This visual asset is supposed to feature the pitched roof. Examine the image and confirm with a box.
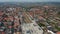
[56,31,60,34]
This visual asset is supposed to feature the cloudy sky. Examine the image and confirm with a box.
[0,0,60,2]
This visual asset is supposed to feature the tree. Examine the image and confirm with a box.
[58,11,60,15]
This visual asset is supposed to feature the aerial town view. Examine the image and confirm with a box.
[0,0,60,34]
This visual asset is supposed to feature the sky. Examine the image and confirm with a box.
[0,0,60,2]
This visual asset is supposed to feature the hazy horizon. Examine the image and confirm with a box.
[0,0,60,2]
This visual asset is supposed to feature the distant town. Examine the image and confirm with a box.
[0,2,60,34]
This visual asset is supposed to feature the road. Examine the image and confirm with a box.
[21,11,43,34]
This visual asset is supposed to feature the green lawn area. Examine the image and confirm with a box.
[55,25,60,31]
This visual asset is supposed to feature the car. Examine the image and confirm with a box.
[0,26,6,31]
[0,22,4,26]
[26,30,31,34]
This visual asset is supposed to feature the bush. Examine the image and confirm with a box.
[38,23,45,27]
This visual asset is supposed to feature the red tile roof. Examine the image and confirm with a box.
[29,12,34,17]
[56,31,60,34]
[38,16,44,20]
